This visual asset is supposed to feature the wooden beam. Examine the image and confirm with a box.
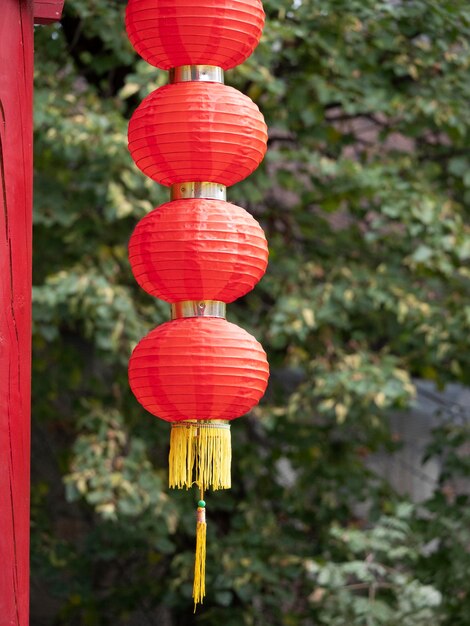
[0,1,34,624]
[34,0,64,24]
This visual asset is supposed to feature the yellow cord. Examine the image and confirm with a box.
[193,487,207,610]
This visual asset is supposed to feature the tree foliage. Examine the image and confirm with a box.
[32,1,470,624]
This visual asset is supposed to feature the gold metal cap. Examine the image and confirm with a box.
[171,301,226,320]
[171,420,230,428]
[171,182,227,201]
[169,65,224,84]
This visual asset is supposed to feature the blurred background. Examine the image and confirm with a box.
[32,1,470,624]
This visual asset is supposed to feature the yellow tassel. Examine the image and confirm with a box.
[169,420,231,491]
[193,504,207,610]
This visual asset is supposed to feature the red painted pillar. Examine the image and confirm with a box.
[0,1,63,623]
[0,2,34,624]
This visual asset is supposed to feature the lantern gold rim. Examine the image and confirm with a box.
[171,420,230,429]
[170,182,227,201]
[169,65,224,84]
[171,300,226,320]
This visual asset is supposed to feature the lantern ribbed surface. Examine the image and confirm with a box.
[128,317,269,422]
[128,198,268,303]
[128,82,267,186]
[126,0,265,70]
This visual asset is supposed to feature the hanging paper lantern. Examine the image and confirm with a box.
[128,82,267,186]
[125,0,265,70]
[128,198,268,302]
[129,317,269,422]
[129,316,269,494]
[124,0,269,609]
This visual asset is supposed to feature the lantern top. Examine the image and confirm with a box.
[126,0,265,70]
[34,0,65,25]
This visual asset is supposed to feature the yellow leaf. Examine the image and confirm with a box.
[335,404,347,423]
[302,308,315,328]
[374,391,386,408]
[119,82,141,99]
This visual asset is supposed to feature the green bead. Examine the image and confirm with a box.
[198,500,206,508]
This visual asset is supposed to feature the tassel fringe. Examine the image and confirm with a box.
[193,505,207,610]
[170,422,230,610]
[169,420,231,491]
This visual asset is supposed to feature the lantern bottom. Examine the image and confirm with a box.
[169,420,231,491]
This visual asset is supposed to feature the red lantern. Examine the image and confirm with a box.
[125,0,265,70]
[124,0,270,607]
[128,198,268,303]
[128,317,269,421]
[128,82,267,186]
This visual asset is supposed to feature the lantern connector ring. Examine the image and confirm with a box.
[171,182,226,201]
[169,65,224,84]
[171,301,226,320]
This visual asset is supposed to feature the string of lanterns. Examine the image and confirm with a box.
[125,0,269,608]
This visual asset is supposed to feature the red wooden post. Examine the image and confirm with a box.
[34,0,65,25]
[0,1,63,624]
